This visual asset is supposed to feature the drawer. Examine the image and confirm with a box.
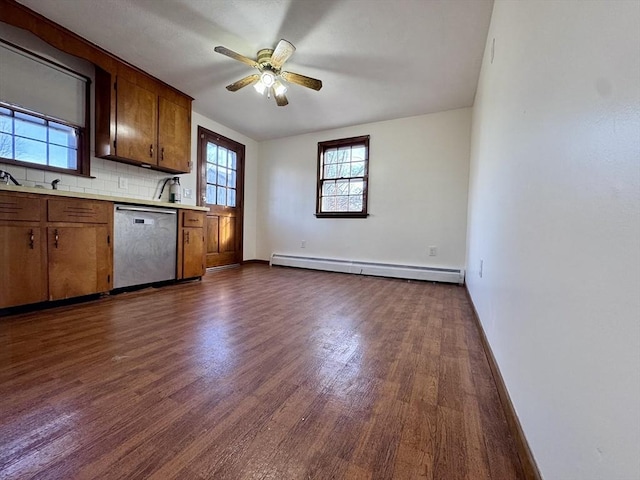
[0,193,42,221]
[183,210,204,228]
[48,198,111,223]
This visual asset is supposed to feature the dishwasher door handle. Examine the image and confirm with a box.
[115,206,177,215]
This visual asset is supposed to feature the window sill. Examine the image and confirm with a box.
[315,212,369,219]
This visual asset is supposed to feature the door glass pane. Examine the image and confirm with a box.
[228,189,236,207]
[207,143,217,163]
[206,185,216,204]
[207,164,217,184]
[228,151,237,169]
[217,167,227,187]
[217,147,228,165]
[228,169,236,188]
[217,186,226,205]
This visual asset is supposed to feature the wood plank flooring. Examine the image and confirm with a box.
[0,265,525,479]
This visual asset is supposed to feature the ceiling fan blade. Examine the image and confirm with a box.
[270,39,296,69]
[280,71,322,91]
[275,91,289,107]
[226,74,260,92]
[214,46,259,68]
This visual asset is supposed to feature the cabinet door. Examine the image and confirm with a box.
[182,227,205,279]
[116,76,158,165]
[0,225,47,308]
[158,96,191,173]
[48,226,111,300]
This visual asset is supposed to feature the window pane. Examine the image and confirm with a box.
[49,123,77,148]
[207,164,217,184]
[0,111,12,134]
[324,164,337,179]
[14,138,46,164]
[207,143,217,163]
[349,180,364,195]
[206,185,216,204]
[352,145,366,161]
[228,169,236,188]
[350,162,365,177]
[337,196,349,211]
[49,145,77,169]
[337,146,350,163]
[321,196,336,212]
[325,148,337,164]
[336,179,349,195]
[217,186,226,205]
[217,167,227,187]
[349,195,363,212]
[228,151,237,170]
[227,189,236,207]
[322,181,336,196]
[336,163,350,178]
[15,114,47,142]
[0,133,14,158]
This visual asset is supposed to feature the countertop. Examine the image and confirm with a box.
[0,184,209,211]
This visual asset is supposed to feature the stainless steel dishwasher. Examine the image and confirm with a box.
[113,204,178,289]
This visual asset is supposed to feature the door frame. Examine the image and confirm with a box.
[196,126,245,265]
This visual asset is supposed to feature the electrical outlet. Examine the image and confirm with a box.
[428,246,437,256]
[479,259,484,278]
[118,177,128,189]
[183,188,192,199]
[301,240,306,248]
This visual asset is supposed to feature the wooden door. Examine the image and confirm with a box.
[48,225,111,300]
[0,225,47,308]
[157,96,191,173]
[116,76,157,164]
[197,127,244,268]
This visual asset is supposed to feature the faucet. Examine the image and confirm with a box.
[51,179,61,190]
[0,170,21,186]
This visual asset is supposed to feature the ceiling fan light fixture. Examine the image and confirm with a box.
[254,82,267,94]
[274,81,287,96]
[260,71,276,88]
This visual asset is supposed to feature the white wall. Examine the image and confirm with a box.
[257,108,471,267]
[189,111,258,260]
[466,1,640,479]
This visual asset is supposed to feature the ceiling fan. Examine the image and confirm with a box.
[214,39,322,107]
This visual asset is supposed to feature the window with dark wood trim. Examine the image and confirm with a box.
[0,39,91,177]
[316,135,370,218]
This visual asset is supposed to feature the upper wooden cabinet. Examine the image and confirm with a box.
[96,68,192,174]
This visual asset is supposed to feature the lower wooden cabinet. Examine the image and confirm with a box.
[0,224,47,308]
[0,192,113,309]
[47,225,112,300]
[178,210,206,279]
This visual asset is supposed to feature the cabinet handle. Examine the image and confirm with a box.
[149,144,154,158]
[187,218,199,222]
[161,147,164,161]
[29,229,35,249]
[185,231,190,244]
[54,229,59,248]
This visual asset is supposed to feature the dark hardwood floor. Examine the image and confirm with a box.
[0,265,524,479]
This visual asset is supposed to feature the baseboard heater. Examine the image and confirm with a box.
[270,254,465,285]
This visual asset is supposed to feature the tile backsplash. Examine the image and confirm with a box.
[0,156,178,202]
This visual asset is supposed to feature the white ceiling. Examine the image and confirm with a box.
[16,0,494,141]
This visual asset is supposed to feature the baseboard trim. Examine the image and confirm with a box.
[465,287,542,480]
[242,259,270,265]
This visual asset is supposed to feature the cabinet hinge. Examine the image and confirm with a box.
[113,140,117,150]
[107,274,111,283]
[107,234,111,245]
